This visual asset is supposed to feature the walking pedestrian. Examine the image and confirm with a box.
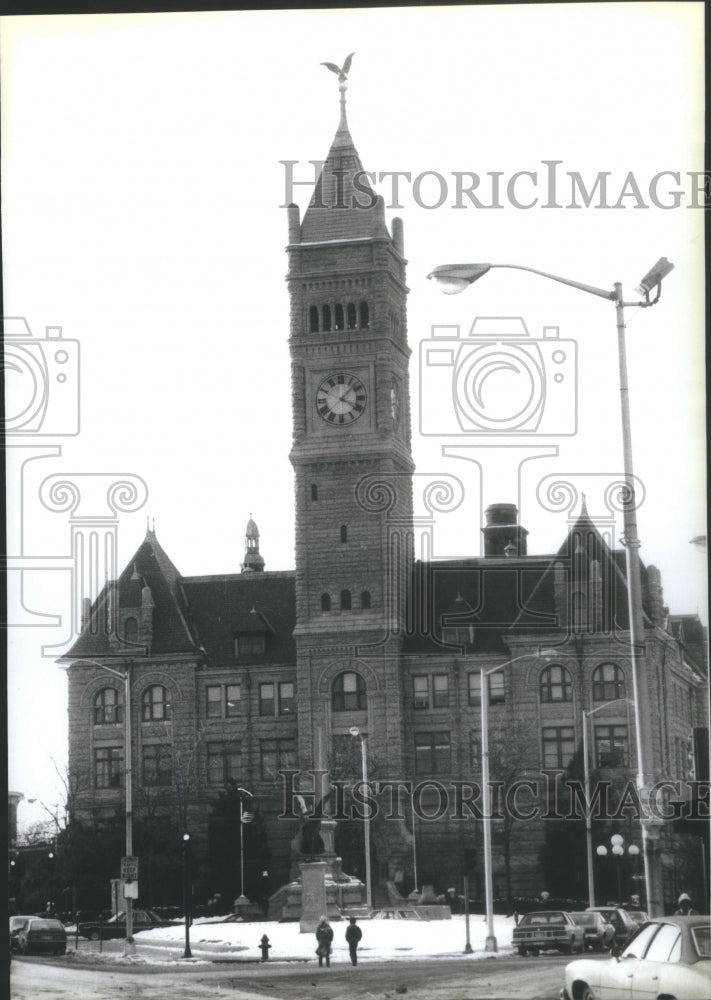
[315,915,333,967]
[345,916,362,966]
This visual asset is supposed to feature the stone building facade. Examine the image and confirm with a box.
[63,86,708,915]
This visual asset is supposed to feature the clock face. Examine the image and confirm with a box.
[316,373,367,425]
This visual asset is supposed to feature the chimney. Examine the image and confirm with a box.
[482,503,529,557]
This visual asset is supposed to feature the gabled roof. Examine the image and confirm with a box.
[403,555,554,654]
[181,573,296,666]
[401,509,673,653]
[62,528,200,660]
[509,508,635,633]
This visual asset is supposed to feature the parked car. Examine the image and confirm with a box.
[13,917,67,956]
[586,905,640,946]
[9,916,38,953]
[513,910,585,956]
[627,909,650,926]
[561,915,711,1000]
[77,908,174,940]
[570,911,616,952]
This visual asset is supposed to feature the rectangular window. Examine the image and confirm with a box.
[259,682,275,716]
[206,685,222,719]
[542,726,576,769]
[260,739,296,780]
[415,731,451,774]
[226,684,241,717]
[433,675,449,708]
[235,635,266,658]
[206,683,241,718]
[278,681,295,716]
[468,672,481,706]
[413,676,429,710]
[489,673,505,704]
[95,746,123,789]
[142,744,173,787]
[468,671,504,706]
[594,725,629,768]
[207,741,242,786]
[469,731,480,771]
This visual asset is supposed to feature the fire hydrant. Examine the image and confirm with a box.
[259,934,271,962]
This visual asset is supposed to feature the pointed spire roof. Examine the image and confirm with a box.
[241,513,265,573]
[300,62,389,244]
[61,528,201,660]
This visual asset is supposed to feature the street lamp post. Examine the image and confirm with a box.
[429,257,673,918]
[72,660,135,956]
[349,727,372,910]
[235,787,254,903]
[481,649,557,952]
[597,834,640,903]
[582,699,634,908]
[47,847,56,914]
[181,833,192,958]
[411,792,418,896]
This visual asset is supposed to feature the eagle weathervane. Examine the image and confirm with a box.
[322,53,355,124]
[321,52,355,84]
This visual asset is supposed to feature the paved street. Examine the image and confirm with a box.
[10,952,573,1000]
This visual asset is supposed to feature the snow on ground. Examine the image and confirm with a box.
[123,914,516,964]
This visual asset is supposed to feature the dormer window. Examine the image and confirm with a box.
[235,634,266,658]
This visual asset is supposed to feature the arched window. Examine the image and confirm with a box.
[592,663,626,702]
[124,616,138,644]
[142,684,171,722]
[322,305,332,331]
[334,304,344,331]
[347,303,357,329]
[340,525,348,543]
[309,306,319,333]
[94,686,124,725]
[311,484,318,501]
[539,664,572,703]
[359,301,369,328]
[321,593,331,612]
[332,671,367,712]
[340,589,352,611]
[361,590,371,610]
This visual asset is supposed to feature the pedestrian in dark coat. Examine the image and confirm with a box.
[345,916,362,966]
[315,916,334,967]
[674,892,698,916]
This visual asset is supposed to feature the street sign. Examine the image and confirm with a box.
[121,856,139,882]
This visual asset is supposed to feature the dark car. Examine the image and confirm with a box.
[14,917,67,956]
[512,910,585,956]
[570,910,616,951]
[77,908,174,940]
[586,905,640,946]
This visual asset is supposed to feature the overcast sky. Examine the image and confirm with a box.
[3,3,706,834]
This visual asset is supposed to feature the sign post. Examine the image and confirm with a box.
[121,857,139,900]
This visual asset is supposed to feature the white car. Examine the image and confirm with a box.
[561,915,710,1000]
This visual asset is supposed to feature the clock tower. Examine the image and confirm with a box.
[287,72,414,789]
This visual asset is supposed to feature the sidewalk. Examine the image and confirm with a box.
[67,914,516,967]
